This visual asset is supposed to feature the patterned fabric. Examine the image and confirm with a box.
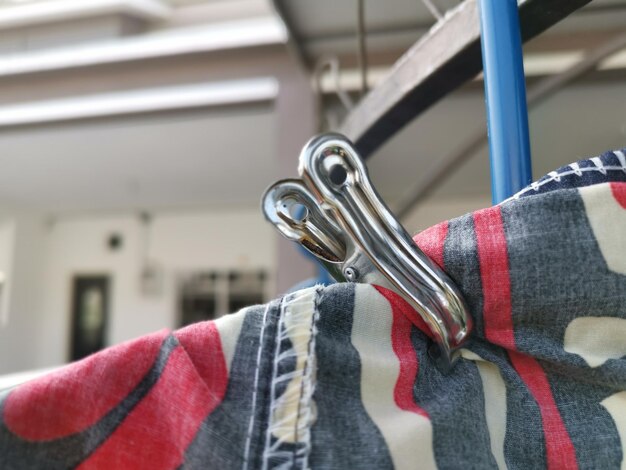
[514,148,626,198]
[2,158,626,469]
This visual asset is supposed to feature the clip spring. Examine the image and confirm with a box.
[262,134,472,367]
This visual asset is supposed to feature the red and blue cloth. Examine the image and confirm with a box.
[2,150,626,469]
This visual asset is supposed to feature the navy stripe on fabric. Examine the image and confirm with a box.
[517,149,626,199]
[309,283,394,469]
[443,212,485,340]
[502,188,626,468]
[410,327,498,469]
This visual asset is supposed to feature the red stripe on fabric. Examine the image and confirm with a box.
[3,330,168,441]
[474,206,578,470]
[473,207,516,349]
[374,285,433,339]
[509,352,578,469]
[79,329,228,469]
[610,182,626,209]
[175,321,228,386]
[375,286,429,418]
[413,221,448,269]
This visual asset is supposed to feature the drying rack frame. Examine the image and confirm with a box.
[338,0,590,159]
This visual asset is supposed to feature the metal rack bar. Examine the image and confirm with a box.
[340,0,591,159]
[478,0,532,203]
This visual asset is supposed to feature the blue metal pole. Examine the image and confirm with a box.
[478,0,533,204]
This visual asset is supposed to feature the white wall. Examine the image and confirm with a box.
[0,219,15,373]
[0,208,275,374]
[0,214,48,374]
[0,219,14,327]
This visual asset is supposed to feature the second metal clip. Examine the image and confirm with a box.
[262,133,472,367]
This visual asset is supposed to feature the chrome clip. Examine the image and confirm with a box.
[262,133,472,367]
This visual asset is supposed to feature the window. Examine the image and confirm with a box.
[178,270,267,327]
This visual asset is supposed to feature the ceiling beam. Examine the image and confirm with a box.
[0,0,170,29]
[0,78,278,127]
[0,17,287,77]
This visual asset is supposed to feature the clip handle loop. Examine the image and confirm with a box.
[262,178,346,264]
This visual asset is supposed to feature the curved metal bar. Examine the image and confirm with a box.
[340,0,591,158]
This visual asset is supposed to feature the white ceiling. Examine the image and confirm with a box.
[0,104,277,214]
[279,0,626,62]
[0,0,623,217]
[0,0,283,215]
[0,77,622,217]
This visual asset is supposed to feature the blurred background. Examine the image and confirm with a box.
[0,0,624,375]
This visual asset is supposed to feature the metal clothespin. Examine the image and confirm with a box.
[262,133,472,368]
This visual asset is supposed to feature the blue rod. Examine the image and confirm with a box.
[478,0,532,204]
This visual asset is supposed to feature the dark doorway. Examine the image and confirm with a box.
[70,275,110,361]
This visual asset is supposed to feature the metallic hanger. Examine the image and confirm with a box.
[262,133,472,368]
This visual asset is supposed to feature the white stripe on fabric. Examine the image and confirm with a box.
[601,392,626,470]
[615,150,626,171]
[591,156,608,174]
[351,284,436,470]
[564,317,626,368]
[461,350,508,470]
[214,308,246,373]
[569,162,583,176]
[580,183,626,274]
[548,171,561,182]
[264,286,320,470]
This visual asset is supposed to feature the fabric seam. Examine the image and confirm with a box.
[242,301,274,470]
[295,285,322,469]
[262,287,321,470]
[512,151,626,200]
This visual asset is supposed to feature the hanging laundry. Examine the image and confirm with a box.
[1,150,626,469]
